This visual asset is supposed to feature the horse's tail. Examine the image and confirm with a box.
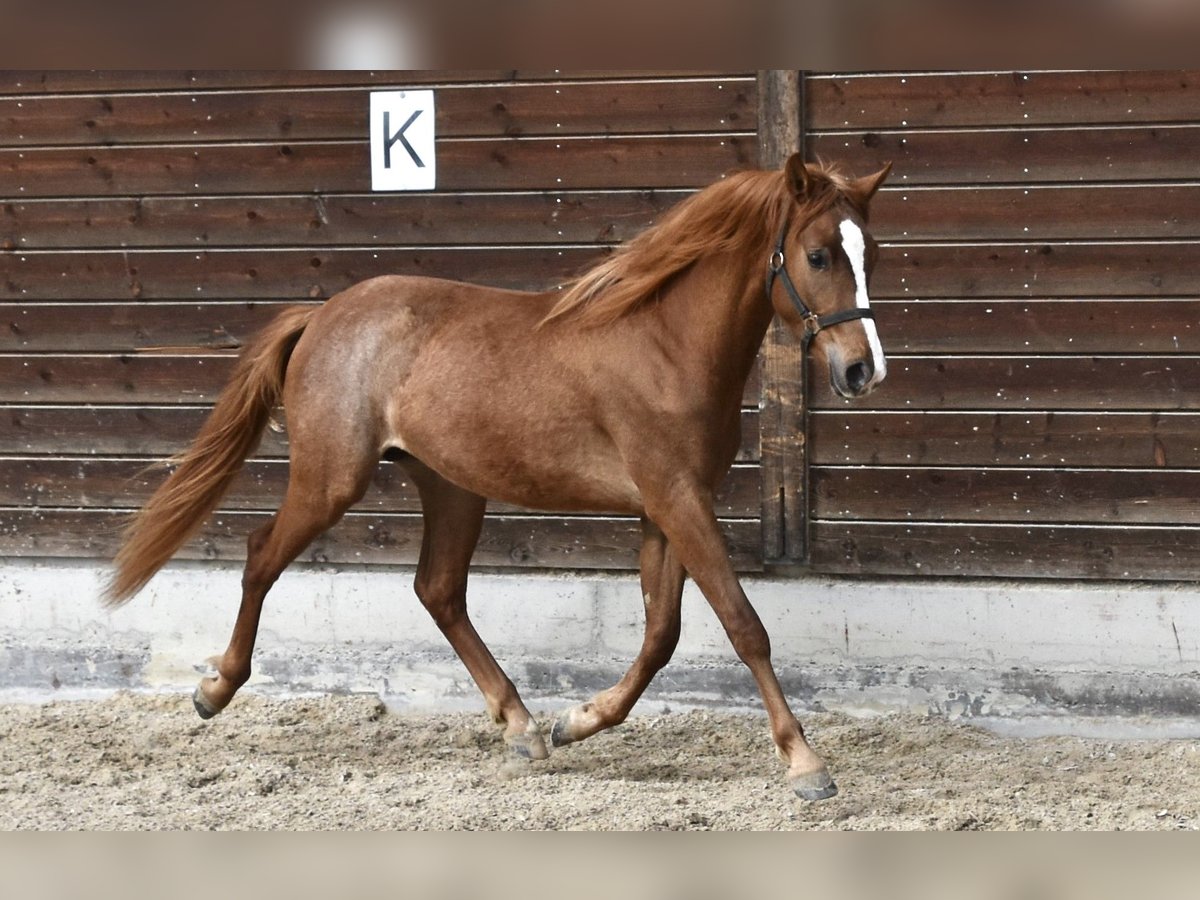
[103,306,316,607]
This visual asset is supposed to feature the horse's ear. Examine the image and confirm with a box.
[784,152,813,199]
[850,162,893,206]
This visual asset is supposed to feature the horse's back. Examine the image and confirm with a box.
[310,274,548,329]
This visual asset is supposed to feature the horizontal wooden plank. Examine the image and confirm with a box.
[0,404,759,460]
[875,299,1200,354]
[0,354,235,403]
[871,184,1200,242]
[0,79,755,145]
[0,302,287,352]
[810,521,1200,581]
[0,247,601,300]
[0,72,468,95]
[0,72,733,95]
[9,239,1198,302]
[0,402,761,462]
[1,190,688,250]
[0,403,761,463]
[811,125,1200,186]
[810,411,1200,468]
[442,78,746,138]
[6,185,1197,253]
[0,404,291,456]
[0,136,755,198]
[0,71,464,94]
[811,357,1200,412]
[5,300,1089,358]
[814,466,1200,525]
[0,507,764,572]
[0,352,761,409]
[0,456,762,518]
[807,71,1200,130]
[872,242,1200,299]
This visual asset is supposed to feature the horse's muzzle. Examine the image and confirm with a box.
[831,357,885,399]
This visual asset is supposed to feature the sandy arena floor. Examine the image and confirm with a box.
[2,691,1198,830]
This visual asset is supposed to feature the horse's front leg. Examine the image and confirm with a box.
[552,517,684,746]
[643,483,837,801]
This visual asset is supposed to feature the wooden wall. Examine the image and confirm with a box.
[2,70,1197,583]
[803,70,1200,580]
[0,71,763,570]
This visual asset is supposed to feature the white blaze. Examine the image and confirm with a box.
[838,218,887,382]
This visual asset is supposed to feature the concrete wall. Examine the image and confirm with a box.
[4,559,1200,735]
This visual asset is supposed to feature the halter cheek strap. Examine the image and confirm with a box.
[765,219,875,344]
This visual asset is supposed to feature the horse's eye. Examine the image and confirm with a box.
[807,249,830,271]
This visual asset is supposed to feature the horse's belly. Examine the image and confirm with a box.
[439,452,643,514]
[395,421,643,515]
[489,469,643,514]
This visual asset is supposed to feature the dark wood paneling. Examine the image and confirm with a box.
[0,354,762,407]
[0,79,754,145]
[0,136,755,198]
[814,466,1200,525]
[11,241,1197,304]
[811,125,1200,186]
[0,69,767,576]
[2,190,688,250]
[0,404,289,456]
[0,507,765,572]
[0,302,289,351]
[875,299,1200,354]
[0,72,733,95]
[808,71,1200,129]
[1,247,601,300]
[870,184,1200,242]
[0,456,762,518]
[0,71,467,94]
[13,68,1197,582]
[0,354,236,403]
[872,242,1200,298]
[810,411,1200,468]
[811,521,1200,581]
[22,335,1187,418]
[0,405,762,462]
[810,357,1200,412]
[802,70,1200,582]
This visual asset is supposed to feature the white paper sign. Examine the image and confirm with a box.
[370,89,436,191]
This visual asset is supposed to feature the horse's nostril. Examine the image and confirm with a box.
[846,361,873,393]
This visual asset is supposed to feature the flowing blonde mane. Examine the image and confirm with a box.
[540,161,859,328]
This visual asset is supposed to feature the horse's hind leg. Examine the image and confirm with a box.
[193,451,373,718]
[551,518,684,746]
[405,459,548,761]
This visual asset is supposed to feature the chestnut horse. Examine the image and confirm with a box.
[105,154,890,801]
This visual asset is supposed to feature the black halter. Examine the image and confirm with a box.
[765,217,875,345]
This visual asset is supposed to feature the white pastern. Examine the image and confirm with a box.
[837,219,887,383]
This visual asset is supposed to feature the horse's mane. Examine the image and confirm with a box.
[540,160,859,328]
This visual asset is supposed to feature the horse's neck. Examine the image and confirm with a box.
[654,251,775,399]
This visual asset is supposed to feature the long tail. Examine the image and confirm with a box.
[104,306,316,607]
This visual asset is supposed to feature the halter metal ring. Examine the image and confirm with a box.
[768,249,785,272]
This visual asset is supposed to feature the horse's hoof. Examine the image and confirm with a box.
[550,713,577,748]
[506,725,549,761]
[790,768,838,801]
[192,686,220,720]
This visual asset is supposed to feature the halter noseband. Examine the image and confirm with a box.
[765,217,875,344]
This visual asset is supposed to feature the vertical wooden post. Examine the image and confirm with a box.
[757,70,808,565]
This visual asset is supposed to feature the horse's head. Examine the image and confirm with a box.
[768,155,892,399]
